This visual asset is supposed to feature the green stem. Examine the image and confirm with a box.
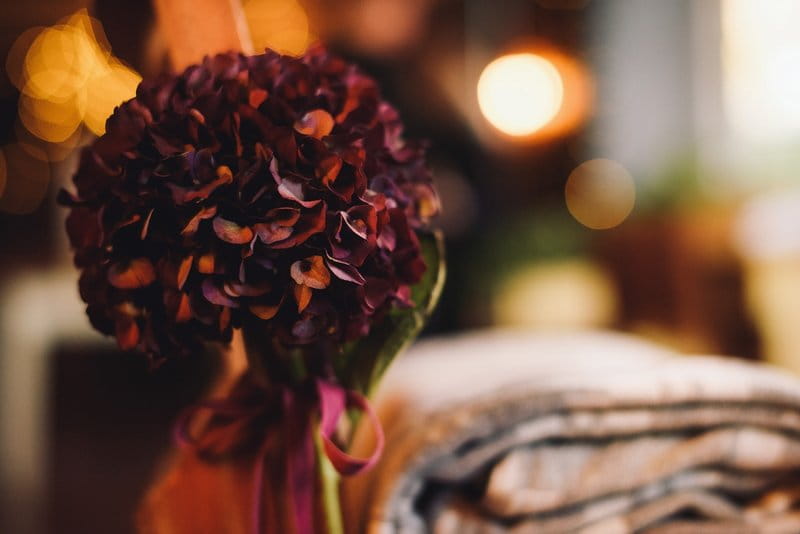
[315,429,344,534]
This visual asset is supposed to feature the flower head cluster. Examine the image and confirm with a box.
[61,46,438,361]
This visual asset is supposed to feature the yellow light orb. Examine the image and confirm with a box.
[477,53,564,136]
[84,59,142,136]
[5,26,45,92]
[14,119,84,162]
[565,158,636,230]
[18,91,85,143]
[21,24,102,103]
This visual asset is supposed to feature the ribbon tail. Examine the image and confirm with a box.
[251,439,269,534]
[284,389,316,534]
[316,379,385,476]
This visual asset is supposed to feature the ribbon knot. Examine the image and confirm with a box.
[174,378,385,534]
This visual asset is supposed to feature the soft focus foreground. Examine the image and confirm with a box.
[3,1,800,533]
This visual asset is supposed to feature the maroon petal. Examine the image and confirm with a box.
[277,179,321,208]
[202,278,240,307]
[377,223,396,251]
[361,189,387,211]
[66,207,103,251]
[268,206,301,225]
[167,165,233,204]
[291,314,317,341]
[223,280,271,297]
[326,255,365,285]
[115,316,140,350]
[316,154,342,186]
[255,222,293,244]
[362,277,392,311]
[270,201,326,249]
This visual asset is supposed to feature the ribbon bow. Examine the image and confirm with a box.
[174,378,385,534]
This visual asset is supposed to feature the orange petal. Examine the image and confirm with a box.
[316,155,342,186]
[189,108,206,125]
[213,217,254,244]
[216,165,233,182]
[290,255,331,289]
[294,109,334,139]
[177,256,193,290]
[116,317,140,350]
[219,307,231,331]
[182,205,217,235]
[176,293,192,322]
[250,303,279,320]
[293,283,313,312]
[108,258,157,289]
[249,88,268,108]
[197,253,216,274]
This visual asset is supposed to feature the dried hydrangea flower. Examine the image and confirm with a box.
[60,45,439,367]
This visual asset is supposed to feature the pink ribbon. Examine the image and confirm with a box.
[174,378,385,534]
[316,379,385,476]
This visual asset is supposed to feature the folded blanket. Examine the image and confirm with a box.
[342,331,800,533]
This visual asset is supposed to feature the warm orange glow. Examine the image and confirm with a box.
[18,92,85,143]
[565,159,636,230]
[84,59,143,135]
[14,120,83,163]
[2,9,140,212]
[350,0,426,56]
[20,23,105,103]
[243,0,312,56]
[477,53,564,136]
[5,26,44,93]
[8,9,141,145]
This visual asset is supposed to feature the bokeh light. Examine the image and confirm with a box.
[349,0,427,56]
[477,53,564,136]
[14,120,84,163]
[493,260,618,329]
[6,10,141,142]
[243,0,312,56]
[20,23,105,103]
[2,10,141,213]
[18,92,86,143]
[565,158,636,230]
[83,59,143,136]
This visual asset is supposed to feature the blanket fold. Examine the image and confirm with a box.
[343,331,800,533]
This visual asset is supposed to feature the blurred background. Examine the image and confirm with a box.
[2,0,800,532]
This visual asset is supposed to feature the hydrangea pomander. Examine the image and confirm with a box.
[60,45,439,364]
